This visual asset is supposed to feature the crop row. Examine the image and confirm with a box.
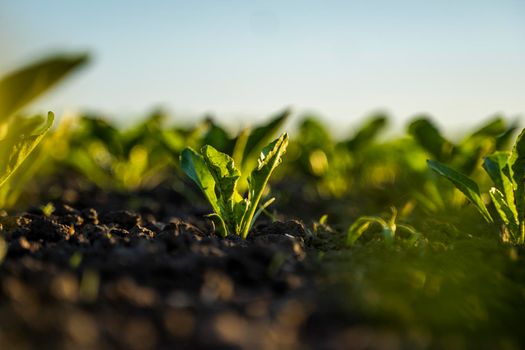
[0,54,522,249]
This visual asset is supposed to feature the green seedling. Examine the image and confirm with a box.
[312,214,330,235]
[346,207,421,246]
[181,133,288,238]
[428,128,525,244]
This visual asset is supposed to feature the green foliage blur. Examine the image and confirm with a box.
[3,51,525,346]
[0,53,87,262]
[0,53,87,209]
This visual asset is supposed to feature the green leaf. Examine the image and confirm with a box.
[161,129,186,154]
[483,152,516,217]
[345,114,388,151]
[346,217,386,246]
[75,116,124,157]
[465,117,506,140]
[397,224,423,246]
[495,120,519,150]
[0,54,88,120]
[232,127,250,169]
[454,137,494,176]
[202,145,241,234]
[0,112,54,187]
[408,117,454,162]
[427,159,493,223]
[202,119,234,154]
[454,118,516,176]
[250,197,275,231]
[241,108,290,162]
[180,147,220,214]
[232,110,290,191]
[0,116,70,208]
[121,112,164,154]
[508,128,525,224]
[202,145,241,204]
[67,147,115,189]
[298,117,333,150]
[346,218,372,246]
[489,187,519,240]
[241,133,289,238]
[207,213,228,238]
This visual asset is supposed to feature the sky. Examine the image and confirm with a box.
[1,0,524,131]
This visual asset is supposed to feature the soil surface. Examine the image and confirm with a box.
[2,181,521,350]
[0,183,352,350]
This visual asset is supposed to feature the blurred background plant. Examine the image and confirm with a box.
[0,53,87,210]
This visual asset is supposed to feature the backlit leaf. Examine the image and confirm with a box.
[0,112,54,187]
[508,129,525,223]
[409,117,454,162]
[180,147,220,214]
[0,54,88,120]
[427,159,493,223]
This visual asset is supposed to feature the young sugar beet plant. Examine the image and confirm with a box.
[180,133,288,239]
[428,128,525,244]
[346,207,423,247]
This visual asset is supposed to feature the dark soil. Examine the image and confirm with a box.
[0,183,353,350]
[2,182,522,349]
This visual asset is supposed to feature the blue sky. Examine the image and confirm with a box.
[1,0,524,131]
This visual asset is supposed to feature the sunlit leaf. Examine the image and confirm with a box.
[427,159,493,223]
[408,117,454,162]
[0,112,54,187]
[508,129,525,224]
[202,145,241,206]
[465,117,507,140]
[202,119,234,154]
[0,54,88,120]
[489,187,519,240]
[345,114,388,151]
[242,133,288,238]
[180,147,220,214]
[241,108,290,162]
[483,152,516,217]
